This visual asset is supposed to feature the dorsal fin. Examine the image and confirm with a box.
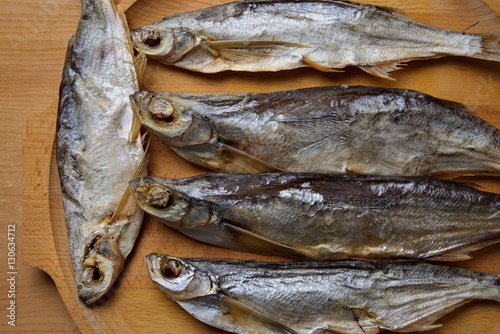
[376,5,405,15]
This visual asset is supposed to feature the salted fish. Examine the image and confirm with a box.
[130,86,500,177]
[131,0,500,79]
[130,173,500,261]
[56,0,147,304]
[147,254,500,334]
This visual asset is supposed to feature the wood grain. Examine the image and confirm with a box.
[15,0,500,333]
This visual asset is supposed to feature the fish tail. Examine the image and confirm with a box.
[471,33,500,62]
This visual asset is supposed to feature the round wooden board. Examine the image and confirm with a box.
[23,0,500,333]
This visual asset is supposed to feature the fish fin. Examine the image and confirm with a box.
[322,328,372,334]
[358,62,406,80]
[393,324,443,332]
[435,98,474,111]
[205,40,308,61]
[109,149,149,224]
[392,301,473,332]
[224,222,309,260]
[117,4,148,84]
[218,48,279,62]
[302,57,345,72]
[426,252,472,262]
[427,238,500,261]
[133,49,148,85]
[472,33,500,62]
[347,308,380,334]
[221,295,298,334]
[119,0,146,144]
[129,113,142,142]
[108,185,138,226]
[380,299,477,333]
[430,169,500,178]
[376,5,406,15]
[116,5,134,55]
[219,143,284,173]
[448,180,482,190]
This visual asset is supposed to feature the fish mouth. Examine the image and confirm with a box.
[131,27,162,50]
[129,177,146,197]
[77,261,123,305]
[129,93,147,122]
[129,177,154,205]
[77,234,125,305]
[130,177,177,210]
[130,29,143,47]
[146,253,169,284]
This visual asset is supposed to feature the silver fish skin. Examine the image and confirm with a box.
[131,0,500,79]
[146,254,500,334]
[130,86,500,177]
[57,0,147,304]
[130,173,500,261]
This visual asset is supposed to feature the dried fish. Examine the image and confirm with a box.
[147,254,500,334]
[131,173,500,261]
[131,0,500,79]
[56,0,147,304]
[130,86,500,177]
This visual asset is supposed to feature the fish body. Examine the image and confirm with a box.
[131,0,500,78]
[56,0,147,304]
[131,173,500,261]
[147,254,500,334]
[130,86,500,177]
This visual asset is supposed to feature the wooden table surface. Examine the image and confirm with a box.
[2,0,499,333]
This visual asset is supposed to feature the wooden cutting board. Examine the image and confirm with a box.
[23,0,500,333]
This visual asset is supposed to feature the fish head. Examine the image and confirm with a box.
[130,177,214,229]
[130,91,214,147]
[78,232,124,304]
[146,253,216,301]
[131,26,196,63]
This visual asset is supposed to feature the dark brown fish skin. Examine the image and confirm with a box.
[131,173,500,261]
[131,86,500,177]
[147,254,500,334]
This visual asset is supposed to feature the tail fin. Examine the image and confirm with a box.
[472,33,500,62]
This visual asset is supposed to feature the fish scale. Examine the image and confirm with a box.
[147,254,500,334]
[131,0,500,78]
[130,173,500,261]
[131,86,500,177]
[56,0,147,304]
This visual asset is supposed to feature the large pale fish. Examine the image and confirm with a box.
[130,86,500,177]
[146,254,500,334]
[56,0,147,304]
[130,173,500,261]
[131,0,500,79]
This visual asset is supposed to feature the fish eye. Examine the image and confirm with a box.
[140,27,162,48]
[150,99,176,123]
[147,187,172,207]
[161,259,183,278]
